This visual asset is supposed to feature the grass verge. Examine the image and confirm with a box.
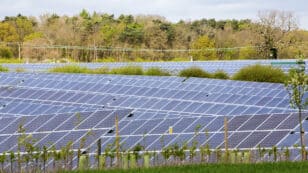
[64,162,308,173]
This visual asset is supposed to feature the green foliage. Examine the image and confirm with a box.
[191,35,216,60]
[91,67,110,74]
[24,32,44,41]
[0,64,9,72]
[0,46,13,58]
[0,22,18,42]
[110,66,143,75]
[232,64,287,83]
[179,67,212,78]
[212,70,230,79]
[144,67,170,76]
[284,55,308,161]
[49,65,90,73]
[0,58,22,63]
[119,23,144,45]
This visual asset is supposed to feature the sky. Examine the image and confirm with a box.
[0,0,307,29]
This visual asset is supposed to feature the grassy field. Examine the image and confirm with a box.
[66,162,308,173]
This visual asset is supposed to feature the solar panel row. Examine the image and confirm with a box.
[0,71,307,167]
[3,59,308,74]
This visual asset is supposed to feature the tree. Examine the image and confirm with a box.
[191,35,216,60]
[254,10,298,58]
[4,14,35,42]
[285,55,308,161]
[119,23,144,45]
[0,22,19,42]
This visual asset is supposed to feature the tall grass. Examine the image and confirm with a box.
[232,64,287,83]
[212,70,230,79]
[144,67,171,76]
[109,66,144,75]
[179,67,212,78]
[48,64,289,84]
[90,67,110,74]
[66,162,308,173]
[49,65,90,73]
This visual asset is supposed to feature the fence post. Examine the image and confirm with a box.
[97,139,101,169]
[224,117,229,163]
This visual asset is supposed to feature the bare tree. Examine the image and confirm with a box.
[254,10,298,58]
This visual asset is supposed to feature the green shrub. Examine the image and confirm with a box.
[110,66,143,75]
[145,67,170,76]
[49,65,90,73]
[232,64,287,83]
[179,67,212,78]
[0,46,13,58]
[212,70,229,79]
[0,65,8,72]
[91,67,110,74]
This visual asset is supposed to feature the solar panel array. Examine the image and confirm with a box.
[0,71,307,166]
[3,59,308,74]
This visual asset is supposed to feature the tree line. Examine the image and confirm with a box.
[0,10,307,62]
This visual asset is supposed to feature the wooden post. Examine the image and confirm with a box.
[115,115,120,168]
[97,139,101,169]
[224,117,228,162]
[18,42,21,61]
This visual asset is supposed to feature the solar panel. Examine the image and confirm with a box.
[0,71,307,168]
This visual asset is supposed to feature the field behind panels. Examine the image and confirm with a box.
[0,71,308,168]
[3,59,308,74]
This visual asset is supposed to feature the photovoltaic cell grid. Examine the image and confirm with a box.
[0,109,132,152]
[0,72,308,163]
[0,111,307,159]
[0,73,298,117]
[3,59,308,75]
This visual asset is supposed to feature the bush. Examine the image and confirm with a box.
[179,67,212,78]
[212,70,229,79]
[145,67,170,76]
[232,64,287,83]
[0,65,8,72]
[49,65,90,73]
[110,66,144,75]
[91,67,110,74]
[0,46,13,58]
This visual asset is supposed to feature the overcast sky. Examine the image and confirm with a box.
[0,0,307,29]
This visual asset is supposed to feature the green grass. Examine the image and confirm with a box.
[65,162,308,173]
[179,66,212,78]
[0,58,23,63]
[232,64,287,83]
[109,66,144,75]
[48,64,289,84]
[212,70,230,79]
[90,66,110,74]
[144,67,171,76]
[49,65,90,73]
